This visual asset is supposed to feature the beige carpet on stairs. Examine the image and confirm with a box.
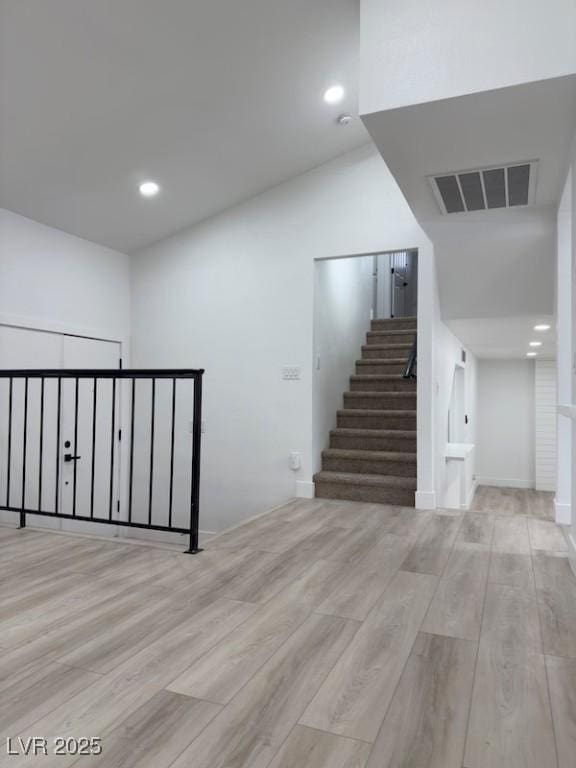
[314,317,417,506]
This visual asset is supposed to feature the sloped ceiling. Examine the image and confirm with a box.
[0,0,367,252]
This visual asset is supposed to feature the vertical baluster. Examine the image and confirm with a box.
[187,374,203,553]
[6,377,13,508]
[54,378,61,514]
[20,378,29,527]
[128,378,135,523]
[148,378,156,526]
[168,378,176,529]
[90,377,97,518]
[109,377,116,520]
[38,377,45,511]
[72,377,79,516]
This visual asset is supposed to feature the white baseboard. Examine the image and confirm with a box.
[296,480,315,499]
[567,532,576,581]
[463,480,478,511]
[555,500,572,526]
[476,477,534,490]
[415,490,436,510]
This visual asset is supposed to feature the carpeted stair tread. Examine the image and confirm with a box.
[356,358,407,365]
[344,391,416,400]
[362,344,413,351]
[331,427,416,438]
[322,448,417,462]
[349,374,416,392]
[337,408,416,417]
[350,374,407,381]
[314,471,417,489]
[367,330,416,338]
[371,317,417,331]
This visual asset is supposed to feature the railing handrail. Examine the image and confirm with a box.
[403,336,417,379]
[0,368,204,379]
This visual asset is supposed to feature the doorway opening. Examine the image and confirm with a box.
[373,249,418,320]
[312,249,419,505]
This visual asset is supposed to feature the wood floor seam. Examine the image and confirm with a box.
[460,512,495,768]
[528,531,562,768]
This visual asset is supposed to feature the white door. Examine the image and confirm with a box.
[59,335,121,531]
[0,325,121,532]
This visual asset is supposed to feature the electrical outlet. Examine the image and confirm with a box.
[282,366,301,380]
[289,451,301,470]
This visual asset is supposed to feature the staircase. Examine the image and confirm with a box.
[314,316,417,506]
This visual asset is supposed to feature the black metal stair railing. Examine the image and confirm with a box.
[403,337,417,379]
[0,368,204,554]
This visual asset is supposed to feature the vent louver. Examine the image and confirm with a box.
[429,161,537,215]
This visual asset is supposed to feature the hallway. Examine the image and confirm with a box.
[0,492,574,767]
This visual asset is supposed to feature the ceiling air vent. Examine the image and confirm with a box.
[429,160,538,215]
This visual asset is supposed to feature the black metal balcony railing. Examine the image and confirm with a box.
[0,369,204,554]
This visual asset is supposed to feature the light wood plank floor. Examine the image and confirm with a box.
[0,491,574,767]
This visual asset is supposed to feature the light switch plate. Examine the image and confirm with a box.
[282,366,301,380]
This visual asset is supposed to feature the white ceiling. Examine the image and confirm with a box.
[447,316,556,360]
[363,75,576,357]
[0,0,367,253]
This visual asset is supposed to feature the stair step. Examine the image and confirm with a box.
[330,428,416,452]
[362,344,412,360]
[337,408,416,430]
[350,375,416,392]
[314,471,416,506]
[371,317,417,331]
[343,391,416,410]
[322,448,417,477]
[366,331,416,345]
[356,359,406,375]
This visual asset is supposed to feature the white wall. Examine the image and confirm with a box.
[556,133,576,550]
[360,0,576,114]
[557,166,572,522]
[435,318,478,508]
[312,255,373,473]
[131,144,436,532]
[0,208,130,340]
[476,360,535,488]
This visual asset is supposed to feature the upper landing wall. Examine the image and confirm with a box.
[360,0,576,115]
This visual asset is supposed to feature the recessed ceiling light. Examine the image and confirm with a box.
[139,181,160,198]
[338,113,352,126]
[324,85,344,104]
[527,352,538,357]
[529,341,542,347]
[534,324,551,332]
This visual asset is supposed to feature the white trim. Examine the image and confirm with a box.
[206,497,298,544]
[555,500,572,525]
[415,490,436,510]
[567,532,576,581]
[296,480,315,499]
[475,476,535,489]
[463,479,478,510]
